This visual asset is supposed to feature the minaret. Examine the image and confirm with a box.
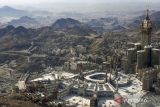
[141,9,152,47]
[78,63,84,81]
[105,70,108,83]
[90,94,98,107]
[115,77,120,94]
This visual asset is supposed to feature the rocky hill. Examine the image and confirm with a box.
[7,16,39,28]
[0,18,96,51]
[0,6,30,17]
[87,17,125,32]
[52,18,96,36]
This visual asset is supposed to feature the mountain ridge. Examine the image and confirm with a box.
[0,6,30,17]
[0,18,96,51]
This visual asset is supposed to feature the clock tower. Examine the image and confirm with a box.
[141,9,152,46]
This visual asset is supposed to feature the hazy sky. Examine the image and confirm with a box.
[0,0,159,4]
[0,0,159,12]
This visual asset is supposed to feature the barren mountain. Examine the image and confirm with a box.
[7,16,39,28]
[0,18,96,51]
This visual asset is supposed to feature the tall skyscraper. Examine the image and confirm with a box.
[141,9,152,46]
[124,9,160,91]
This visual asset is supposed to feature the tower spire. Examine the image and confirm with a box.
[141,8,152,46]
[146,9,150,20]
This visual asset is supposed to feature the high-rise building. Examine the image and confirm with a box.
[141,9,152,47]
[124,9,160,91]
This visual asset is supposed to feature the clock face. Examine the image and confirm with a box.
[143,22,148,28]
[143,20,152,29]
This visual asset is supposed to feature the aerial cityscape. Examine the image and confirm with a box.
[0,0,160,107]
